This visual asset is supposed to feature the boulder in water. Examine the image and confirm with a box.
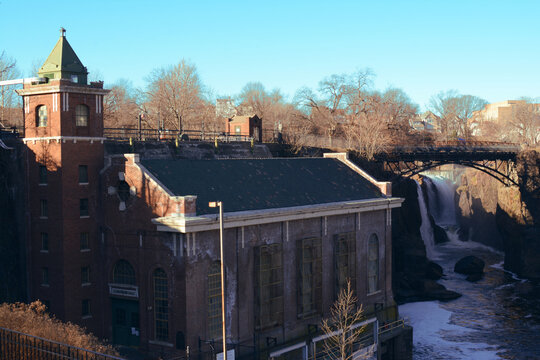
[426,261,444,280]
[454,256,485,275]
[423,280,462,301]
[433,223,449,244]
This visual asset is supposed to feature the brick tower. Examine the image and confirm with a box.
[17,28,108,334]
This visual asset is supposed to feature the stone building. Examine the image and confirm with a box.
[17,30,410,359]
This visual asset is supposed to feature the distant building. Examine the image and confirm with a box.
[410,111,440,132]
[469,100,540,138]
[224,114,262,141]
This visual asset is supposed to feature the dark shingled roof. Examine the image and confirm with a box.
[141,158,384,215]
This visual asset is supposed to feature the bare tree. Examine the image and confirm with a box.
[294,70,374,145]
[146,59,204,132]
[0,51,21,127]
[429,90,487,140]
[320,280,373,360]
[103,79,142,128]
[508,98,540,147]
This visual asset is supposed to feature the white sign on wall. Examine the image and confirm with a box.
[216,349,235,360]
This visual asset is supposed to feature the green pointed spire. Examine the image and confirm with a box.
[38,28,88,84]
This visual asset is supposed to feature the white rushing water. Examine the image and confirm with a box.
[416,181,436,260]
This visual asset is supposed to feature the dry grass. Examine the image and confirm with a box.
[0,301,119,356]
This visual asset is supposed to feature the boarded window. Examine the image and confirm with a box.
[334,232,356,299]
[154,268,169,341]
[297,237,322,318]
[207,262,222,339]
[255,243,283,329]
[368,234,379,294]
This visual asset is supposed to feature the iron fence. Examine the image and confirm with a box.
[0,327,124,360]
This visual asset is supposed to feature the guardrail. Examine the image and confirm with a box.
[0,327,124,360]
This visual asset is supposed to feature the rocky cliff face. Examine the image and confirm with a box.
[457,150,540,280]
[392,178,460,303]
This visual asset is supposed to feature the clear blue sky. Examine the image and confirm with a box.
[1,0,539,109]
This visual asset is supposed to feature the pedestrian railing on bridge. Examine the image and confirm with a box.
[0,327,124,360]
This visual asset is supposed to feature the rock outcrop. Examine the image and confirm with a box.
[457,150,540,280]
[392,179,461,303]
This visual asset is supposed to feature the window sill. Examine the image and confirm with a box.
[82,315,92,319]
[82,282,91,287]
[41,284,50,287]
[38,183,47,186]
[40,250,49,254]
[80,216,90,219]
[149,340,173,347]
[39,216,48,220]
[80,249,91,253]
[367,290,382,297]
[79,182,89,186]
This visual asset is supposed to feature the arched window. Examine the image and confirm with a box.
[207,262,222,339]
[36,105,48,127]
[112,260,136,285]
[75,104,89,127]
[367,234,379,294]
[153,268,168,341]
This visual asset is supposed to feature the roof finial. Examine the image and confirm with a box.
[60,27,66,37]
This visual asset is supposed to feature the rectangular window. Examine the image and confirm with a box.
[297,237,322,318]
[41,267,49,286]
[80,232,89,251]
[235,125,241,134]
[41,232,49,252]
[81,266,90,285]
[334,232,356,300]
[40,199,48,218]
[78,165,88,184]
[39,165,47,185]
[80,198,89,217]
[82,299,91,317]
[255,243,283,329]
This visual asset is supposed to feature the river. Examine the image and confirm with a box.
[400,176,540,360]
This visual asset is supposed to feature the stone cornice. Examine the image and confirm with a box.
[16,85,109,96]
[23,136,106,144]
[152,197,404,233]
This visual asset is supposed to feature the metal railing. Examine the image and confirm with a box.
[103,127,256,143]
[0,327,124,360]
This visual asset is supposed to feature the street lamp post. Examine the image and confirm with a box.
[209,201,226,360]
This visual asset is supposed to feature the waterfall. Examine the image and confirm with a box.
[416,181,436,259]
[424,176,457,227]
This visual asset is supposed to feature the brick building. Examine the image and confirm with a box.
[18,30,410,359]
[224,115,262,141]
